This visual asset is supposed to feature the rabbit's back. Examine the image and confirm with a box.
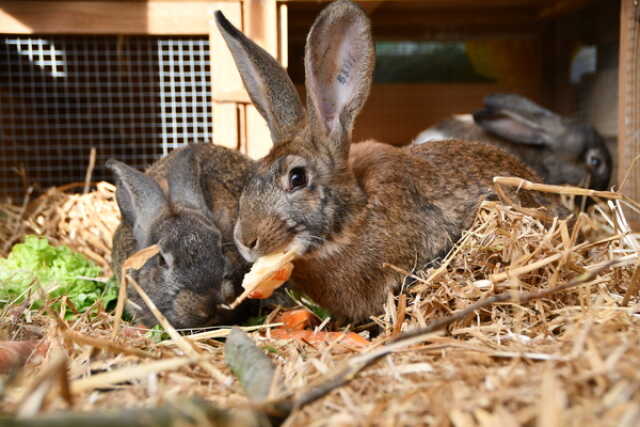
[414,116,548,180]
[292,139,547,320]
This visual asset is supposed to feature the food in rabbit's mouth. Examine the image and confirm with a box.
[229,248,298,308]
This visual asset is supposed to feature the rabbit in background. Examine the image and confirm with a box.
[413,94,613,191]
[108,144,255,329]
[215,0,564,322]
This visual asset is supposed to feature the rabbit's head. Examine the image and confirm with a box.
[473,93,612,190]
[108,148,239,329]
[215,0,374,262]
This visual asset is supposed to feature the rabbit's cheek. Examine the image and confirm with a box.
[173,289,213,327]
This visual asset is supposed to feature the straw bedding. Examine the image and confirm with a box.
[1,180,639,426]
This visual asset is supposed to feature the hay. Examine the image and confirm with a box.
[1,181,640,426]
[0,182,119,274]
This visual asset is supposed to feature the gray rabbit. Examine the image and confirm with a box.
[413,94,612,191]
[108,144,255,329]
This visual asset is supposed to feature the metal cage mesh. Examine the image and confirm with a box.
[0,35,212,200]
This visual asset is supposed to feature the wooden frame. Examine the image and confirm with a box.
[0,1,218,35]
[210,0,286,159]
[1,0,630,183]
[618,0,640,216]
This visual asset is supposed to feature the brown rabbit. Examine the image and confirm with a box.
[109,144,255,329]
[216,0,558,322]
[413,94,612,191]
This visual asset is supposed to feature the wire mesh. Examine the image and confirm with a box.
[0,35,212,200]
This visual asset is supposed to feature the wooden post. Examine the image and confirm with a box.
[210,1,245,150]
[618,0,640,224]
[210,0,285,159]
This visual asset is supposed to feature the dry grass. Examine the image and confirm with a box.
[1,180,640,426]
[0,182,119,273]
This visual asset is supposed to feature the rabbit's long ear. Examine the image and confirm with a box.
[215,11,304,145]
[166,147,209,213]
[107,159,167,242]
[473,94,565,148]
[304,0,374,158]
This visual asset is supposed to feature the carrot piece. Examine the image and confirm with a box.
[270,328,368,348]
[279,309,317,331]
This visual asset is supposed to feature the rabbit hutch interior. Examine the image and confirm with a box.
[2,0,640,425]
[0,0,629,201]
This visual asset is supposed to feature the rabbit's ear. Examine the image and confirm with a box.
[473,94,564,147]
[304,0,374,156]
[166,147,208,213]
[215,11,304,145]
[107,159,167,240]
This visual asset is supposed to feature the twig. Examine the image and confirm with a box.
[383,263,429,285]
[111,244,160,339]
[167,323,284,344]
[126,275,231,385]
[224,328,276,402]
[70,356,206,394]
[82,148,96,195]
[494,176,640,213]
[2,186,33,254]
[494,176,621,200]
[622,265,640,306]
[4,398,269,427]
[489,242,588,283]
[62,330,157,359]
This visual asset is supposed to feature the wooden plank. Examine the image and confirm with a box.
[243,0,279,159]
[243,0,278,56]
[279,3,288,69]
[618,0,640,224]
[211,1,249,103]
[213,103,240,149]
[287,7,542,42]
[245,105,273,159]
[282,0,544,6]
[210,1,243,149]
[239,104,248,155]
[298,83,542,146]
[538,0,598,19]
[0,1,218,34]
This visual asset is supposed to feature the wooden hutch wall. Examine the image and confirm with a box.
[0,0,634,206]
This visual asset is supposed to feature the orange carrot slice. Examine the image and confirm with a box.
[230,249,298,308]
[279,309,317,331]
[270,328,369,348]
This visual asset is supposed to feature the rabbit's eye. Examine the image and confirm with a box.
[288,167,308,191]
[587,153,602,169]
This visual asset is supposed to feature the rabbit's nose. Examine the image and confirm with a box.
[234,222,259,262]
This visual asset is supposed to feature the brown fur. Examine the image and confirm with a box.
[216,0,562,322]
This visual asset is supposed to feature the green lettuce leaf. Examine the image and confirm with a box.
[0,235,117,317]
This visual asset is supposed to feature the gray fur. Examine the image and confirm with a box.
[413,94,612,190]
[109,144,255,329]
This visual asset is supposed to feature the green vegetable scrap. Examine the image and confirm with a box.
[0,235,117,316]
[146,324,170,343]
[285,288,331,321]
